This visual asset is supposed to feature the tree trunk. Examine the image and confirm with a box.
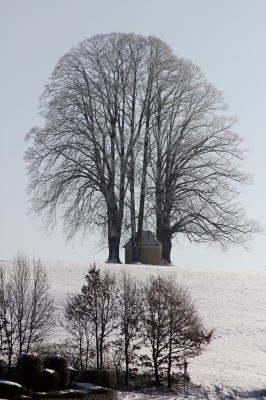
[161,225,172,264]
[129,80,138,264]
[107,237,121,264]
[156,204,163,244]
[153,360,161,387]
[155,176,163,244]
[99,336,104,369]
[155,103,163,244]
[94,316,100,370]
[125,344,129,386]
[85,340,89,370]
[136,116,150,262]
[96,337,100,370]
[106,202,122,264]
[129,144,137,263]
[79,337,83,370]
[105,118,122,264]
[167,340,172,388]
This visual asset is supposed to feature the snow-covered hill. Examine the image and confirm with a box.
[2,261,265,399]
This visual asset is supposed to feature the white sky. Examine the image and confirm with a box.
[0,0,265,271]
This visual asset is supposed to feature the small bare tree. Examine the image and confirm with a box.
[0,272,5,355]
[140,273,213,387]
[0,267,17,366]
[164,275,213,388]
[62,293,93,370]
[81,265,118,369]
[0,252,54,365]
[117,270,142,386]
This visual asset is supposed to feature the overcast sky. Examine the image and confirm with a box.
[0,0,265,271]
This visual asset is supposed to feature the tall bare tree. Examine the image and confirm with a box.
[25,33,261,263]
[24,34,175,262]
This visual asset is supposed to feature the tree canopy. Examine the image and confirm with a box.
[25,32,262,263]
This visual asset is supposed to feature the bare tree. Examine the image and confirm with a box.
[24,33,183,263]
[149,59,262,263]
[117,270,142,385]
[163,275,213,388]
[140,273,213,387]
[25,33,261,263]
[0,252,54,365]
[0,267,17,366]
[62,293,93,370]
[81,264,118,369]
[125,36,179,262]
[0,268,7,357]
[26,256,55,352]
[140,274,169,386]
[62,266,121,371]
[0,276,5,356]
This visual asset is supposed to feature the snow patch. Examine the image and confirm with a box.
[72,382,102,391]
[42,368,56,374]
[45,353,58,358]
[0,380,23,388]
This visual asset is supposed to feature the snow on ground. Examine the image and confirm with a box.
[1,261,265,399]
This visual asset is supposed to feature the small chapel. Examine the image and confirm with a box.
[124,230,162,264]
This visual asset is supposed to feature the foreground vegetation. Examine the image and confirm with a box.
[0,253,213,389]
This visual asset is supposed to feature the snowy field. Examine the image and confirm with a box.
[1,261,265,399]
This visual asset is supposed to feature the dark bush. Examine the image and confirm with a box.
[0,358,8,378]
[43,354,70,389]
[0,380,25,399]
[37,368,60,392]
[7,366,16,380]
[69,366,79,383]
[15,353,42,390]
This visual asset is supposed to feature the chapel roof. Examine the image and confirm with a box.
[124,230,162,248]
